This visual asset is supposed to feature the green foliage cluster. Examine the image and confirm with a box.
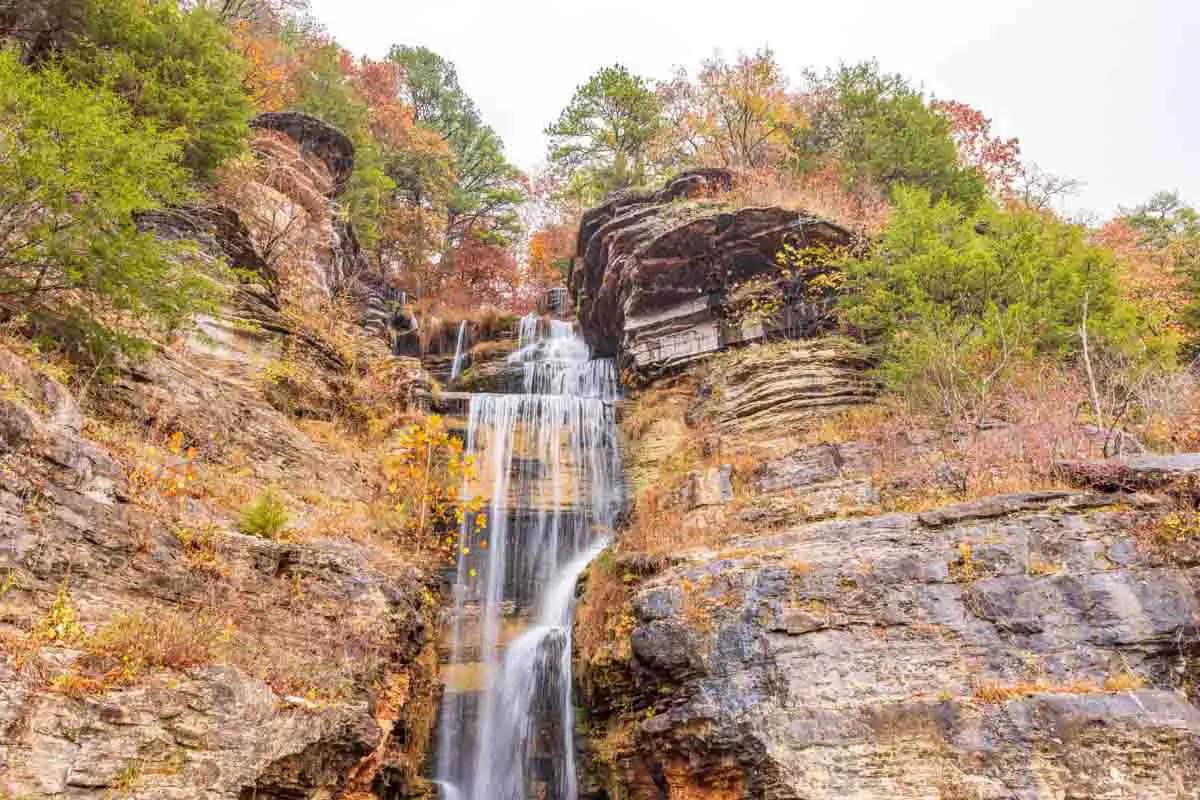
[0,48,226,361]
[794,62,987,208]
[51,0,253,179]
[836,187,1171,415]
[389,45,525,246]
[239,487,290,538]
[545,64,664,204]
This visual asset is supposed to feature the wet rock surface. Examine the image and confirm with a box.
[575,491,1200,799]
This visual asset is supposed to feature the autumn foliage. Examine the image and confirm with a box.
[383,416,485,565]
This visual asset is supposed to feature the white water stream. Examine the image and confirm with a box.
[435,314,622,800]
[449,319,469,382]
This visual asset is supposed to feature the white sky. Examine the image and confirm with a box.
[309,0,1198,219]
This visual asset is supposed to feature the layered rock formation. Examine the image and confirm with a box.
[0,113,439,798]
[570,170,852,377]
[573,173,1200,799]
[0,346,438,798]
[576,490,1200,799]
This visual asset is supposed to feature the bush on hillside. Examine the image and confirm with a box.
[836,186,1175,423]
[53,0,253,179]
[0,49,226,362]
[239,488,290,538]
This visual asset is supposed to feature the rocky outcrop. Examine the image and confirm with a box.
[696,338,876,436]
[252,112,357,196]
[137,206,272,287]
[0,346,439,798]
[576,491,1200,799]
[571,170,852,377]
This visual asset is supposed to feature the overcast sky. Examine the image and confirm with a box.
[309,0,1197,219]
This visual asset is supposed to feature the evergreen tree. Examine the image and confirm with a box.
[49,0,254,179]
[0,50,224,359]
[545,64,663,203]
[794,62,987,208]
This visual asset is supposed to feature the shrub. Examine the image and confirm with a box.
[835,187,1174,423]
[239,488,290,538]
[383,415,484,562]
[53,0,253,179]
[0,48,226,362]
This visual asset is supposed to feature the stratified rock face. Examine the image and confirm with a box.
[137,206,272,284]
[571,170,851,376]
[575,492,1200,799]
[252,112,357,196]
[698,339,877,436]
[0,349,438,799]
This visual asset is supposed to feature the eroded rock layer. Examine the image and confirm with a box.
[570,170,851,376]
[575,492,1200,799]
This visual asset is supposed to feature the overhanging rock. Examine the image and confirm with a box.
[570,169,852,377]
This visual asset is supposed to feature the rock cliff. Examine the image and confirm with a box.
[1,113,439,798]
[570,169,851,377]
[573,175,1200,800]
[576,487,1200,799]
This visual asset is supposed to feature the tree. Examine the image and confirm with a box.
[930,99,1021,195]
[529,225,576,287]
[183,0,309,24]
[837,186,1164,418]
[1122,191,1200,248]
[287,41,397,249]
[0,50,224,358]
[661,49,801,171]
[345,55,456,275]
[545,64,663,203]
[389,45,525,247]
[1010,163,1083,212]
[49,0,254,179]
[794,62,987,208]
[1114,191,1200,341]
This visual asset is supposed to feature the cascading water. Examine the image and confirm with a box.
[435,314,623,800]
[449,320,469,382]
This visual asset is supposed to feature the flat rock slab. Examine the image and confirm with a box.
[1057,453,1200,496]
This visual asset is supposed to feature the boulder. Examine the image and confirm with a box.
[571,170,852,376]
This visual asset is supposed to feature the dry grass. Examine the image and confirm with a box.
[1103,670,1146,692]
[574,552,637,668]
[971,669,1146,704]
[90,608,230,672]
[469,338,518,361]
[724,165,892,235]
[417,307,521,355]
[1026,559,1060,577]
[971,679,1100,704]
[802,376,1095,512]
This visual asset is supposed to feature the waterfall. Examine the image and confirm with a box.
[435,313,622,800]
[450,320,469,382]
